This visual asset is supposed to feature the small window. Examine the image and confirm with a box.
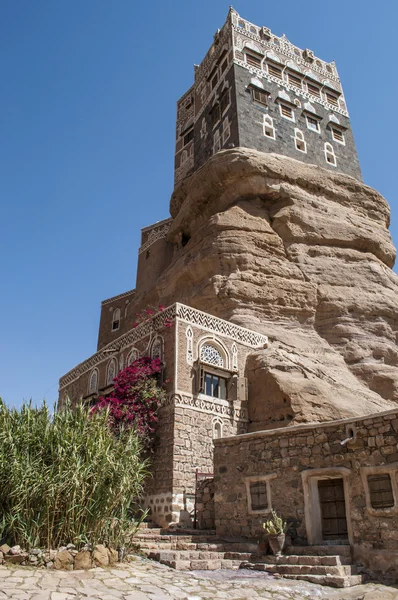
[280,103,294,120]
[210,104,221,127]
[200,343,224,367]
[106,358,117,386]
[287,72,302,89]
[213,129,221,154]
[180,149,188,165]
[263,115,275,139]
[127,348,139,366]
[245,51,262,69]
[222,118,230,145]
[151,336,163,361]
[250,481,268,511]
[88,369,98,394]
[307,81,321,97]
[204,372,227,400]
[210,71,219,91]
[213,420,223,439]
[325,91,339,106]
[220,56,228,74]
[112,309,121,331]
[324,142,336,166]
[238,20,245,29]
[306,115,320,132]
[295,129,307,153]
[267,62,283,79]
[183,127,194,146]
[368,474,394,509]
[250,26,257,34]
[252,88,268,106]
[220,88,230,114]
[331,127,345,144]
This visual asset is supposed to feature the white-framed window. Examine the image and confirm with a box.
[151,336,164,361]
[252,87,268,106]
[267,61,283,79]
[245,50,262,69]
[111,308,121,332]
[183,126,194,146]
[88,369,99,395]
[203,371,227,400]
[325,90,339,107]
[245,474,277,515]
[222,118,230,146]
[306,115,320,133]
[324,142,337,166]
[279,103,294,121]
[180,149,188,165]
[213,129,221,155]
[106,358,117,386]
[220,87,230,115]
[127,347,140,366]
[263,115,275,140]
[307,81,321,97]
[331,127,345,145]
[361,465,398,517]
[200,118,207,139]
[287,71,302,89]
[209,103,221,128]
[213,417,223,440]
[294,129,307,153]
[200,343,224,368]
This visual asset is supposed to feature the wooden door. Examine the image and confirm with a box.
[318,478,348,541]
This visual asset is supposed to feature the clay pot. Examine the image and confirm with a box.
[268,534,286,556]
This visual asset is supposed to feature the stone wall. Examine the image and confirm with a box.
[214,408,398,577]
[196,478,215,530]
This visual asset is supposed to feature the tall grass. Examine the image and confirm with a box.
[0,400,149,549]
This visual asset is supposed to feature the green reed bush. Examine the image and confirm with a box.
[0,399,149,549]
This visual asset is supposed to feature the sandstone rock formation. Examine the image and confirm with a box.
[139,149,398,428]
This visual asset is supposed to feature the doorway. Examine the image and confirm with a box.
[318,478,348,541]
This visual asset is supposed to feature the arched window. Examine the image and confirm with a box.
[200,343,224,368]
[151,336,164,361]
[213,418,223,440]
[238,20,245,29]
[106,358,117,386]
[294,129,307,153]
[181,149,188,165]
[111,309,120,332]
[88,369,98,394]
[127,348,140,366]
[324,142,336,166]
[186,326,193,364]
[263,115,275,140]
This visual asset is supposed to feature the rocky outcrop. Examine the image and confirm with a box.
[140,148,398,427]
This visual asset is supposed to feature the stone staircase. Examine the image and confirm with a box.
[133,525,365,588]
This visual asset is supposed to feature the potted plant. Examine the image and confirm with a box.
[263,510,288,556]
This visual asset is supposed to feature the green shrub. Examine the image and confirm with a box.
[0,399,149,549]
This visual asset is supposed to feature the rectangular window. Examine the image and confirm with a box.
[307,82,321,97]
[204,372,227,400]
[252,88,268,106]
[183,127,194,145]
[326,91,339,106]
[220,89,230,114]
[368,474,395,509]
[210,70,219,91]
[287,72,302,88]
[306,116,320,132]
[246,52,262,68]
[250,481,268,511]
[280,103,294,120]
[267,62,283,79]
[210,104,221,127]
[331,128,345,143]
[220,57,228,74]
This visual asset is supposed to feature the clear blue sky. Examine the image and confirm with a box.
[1,1,397,408]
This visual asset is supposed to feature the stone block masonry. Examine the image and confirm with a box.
[214,408,398,578]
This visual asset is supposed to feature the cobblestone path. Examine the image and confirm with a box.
[0,556,397,600]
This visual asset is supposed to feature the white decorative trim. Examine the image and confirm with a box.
[164,393,248,421]
[59,303,267,389]
[106,358,117,386]
[101,289,135,306]
[186,325,193,365]
[139,219,172,255]
[88,368,99,395]
[232,342,238,372]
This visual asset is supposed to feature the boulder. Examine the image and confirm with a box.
[54,550,74,571]
[0,544,10,555]
[74,550,92,570]
[107,548,118,566]
[92,544,109,567]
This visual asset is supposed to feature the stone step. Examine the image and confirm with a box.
[269,554,351,566]
[286,545,351,557]
[280,573,365,588]
[251,563,358,577]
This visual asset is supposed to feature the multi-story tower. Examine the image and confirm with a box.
[174,7,361,186]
